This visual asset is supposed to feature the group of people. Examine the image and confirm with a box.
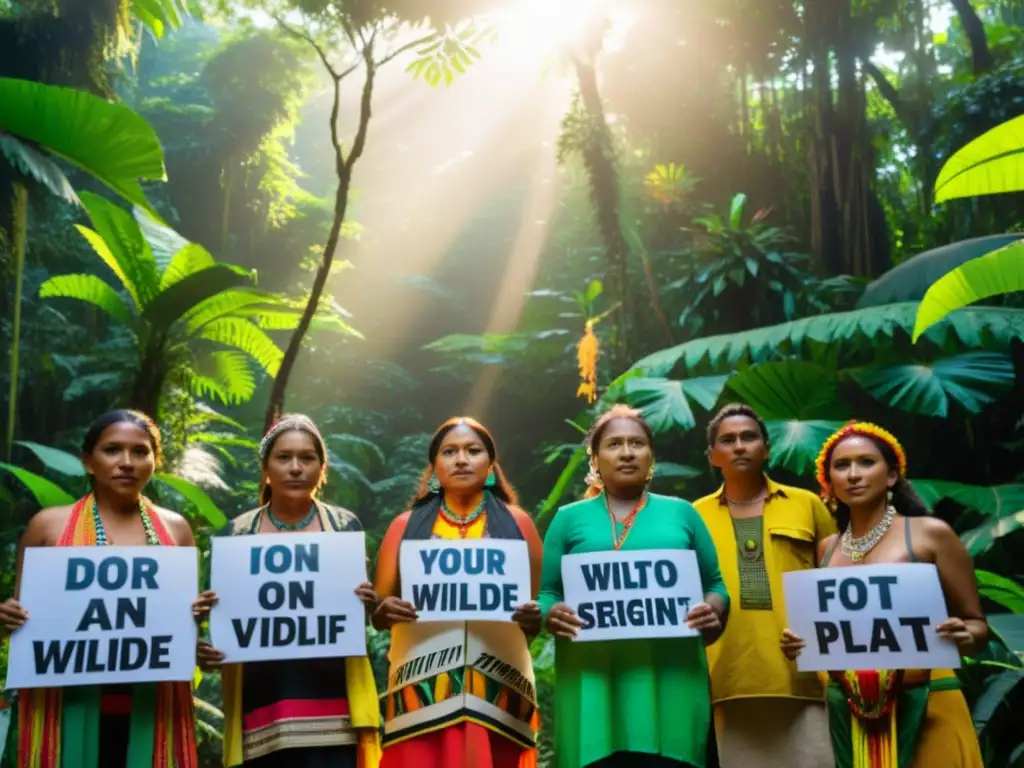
[0,402,988,768]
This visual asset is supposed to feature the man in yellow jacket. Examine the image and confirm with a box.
[695,404,834,768]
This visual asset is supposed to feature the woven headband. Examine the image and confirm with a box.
[259,417,325,461]
[815,421,907,496]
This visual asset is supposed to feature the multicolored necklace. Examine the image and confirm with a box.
[267,503,317,531]
[439,497,486,539]
[92,497,159,546]
[607,493,647,551]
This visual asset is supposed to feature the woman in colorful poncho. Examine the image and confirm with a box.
[0,410,198,768]
[194,414,382,768]
[372,417,544,768]
[781,422,985,768]
[541,405,730,768]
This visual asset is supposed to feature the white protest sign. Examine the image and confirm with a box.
[400,540,531,622]
[782,563,961,672]
[209,532,368,663]
[561,549,704,642]
[6,547,197,689]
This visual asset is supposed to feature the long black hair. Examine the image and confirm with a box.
[410,417,517,507]
[822,433,931,533]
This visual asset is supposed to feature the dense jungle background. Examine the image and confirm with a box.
[2,0,1024,765]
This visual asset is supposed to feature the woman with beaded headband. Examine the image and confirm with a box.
[780,421,985,768]
[0,410,199,768]
[372,417,544,768]
[193,414,382,768]
[540,404,730,768]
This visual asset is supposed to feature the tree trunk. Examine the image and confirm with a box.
[949,0,995,75]
[570,55,634,367]
[4,181,27,461]
[264,46,377,431]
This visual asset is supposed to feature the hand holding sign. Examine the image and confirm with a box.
[545,603,583,639]
[374,596,418,629]
[936,617,976,655]
[511,602,542,636]
[0,598,28,632]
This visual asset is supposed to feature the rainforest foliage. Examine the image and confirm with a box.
[2,0,1024,765]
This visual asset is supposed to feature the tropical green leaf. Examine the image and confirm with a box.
[145,268,253,331]
[0,132,79,204]
[624,375,728,432]
[912,241,1024,342]
[766,419,848,476]
[74,226,141,309]
[199,318,283,375]
[969,668,1024,734]
[632,303,1024,376]
[326,434,387,474]
[238,307,364,338]
[153,473,227,528]
[80,191,159,306]
[39,274,135,326]
[961,511,1024,557]
[185,351,256,405]
[975,570,1024,613]
[0,78,165,213]
[15,442,85,476]
[653,462,702,480]
[912,480,1024,517]
[854,352,1015,417]
[724,361,842,420]
[535,444,588,527]
[934,113,1024,204]
[182,288,279,334]
[0,463,76,506]
[158,244,214,290]
[136,206,191,273]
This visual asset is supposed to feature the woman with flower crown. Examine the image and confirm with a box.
[541,404,729,768]
[372,417,544,768]
[0,410,199,768]
[780,422,985,768]
[193,414,382,767]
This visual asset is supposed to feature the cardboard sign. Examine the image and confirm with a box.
[6,547,198,689]
[561,549,704,642]
[209,532,368,662]
[400,540,531,622]
[782,563,961,672]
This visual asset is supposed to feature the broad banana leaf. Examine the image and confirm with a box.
[858,234,1024,308]
[0,463,76,506]
[934,113,1024,203]
[913,240,1024,341]
[912,480,1024,517]
[0,78,165,213]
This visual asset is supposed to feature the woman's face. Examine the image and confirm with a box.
[434,425,491,495]
[828,435,897,508]
[83,421,156,501]
[263,430,324,502]
[709,415,768,473]
[593,418,653,493]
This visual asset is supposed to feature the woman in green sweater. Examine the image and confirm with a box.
[541,405,730,768]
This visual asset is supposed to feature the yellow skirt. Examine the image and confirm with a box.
[910,670,982,767]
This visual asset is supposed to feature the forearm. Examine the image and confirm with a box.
[702,591,729,646]
[964,618,989,657]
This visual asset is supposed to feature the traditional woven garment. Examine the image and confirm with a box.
[379,492,539,768]
[18,494,198,768]
[218,501,381,768]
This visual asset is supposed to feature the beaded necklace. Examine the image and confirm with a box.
[267,503,317,531]
[840,505,896,562]
[607,493,647,551]
[439,496,486,539]
[92,496,160,546]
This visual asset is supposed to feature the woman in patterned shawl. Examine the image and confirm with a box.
[194,414,382,767]
[0,409,198,768]
[372,417,544,768]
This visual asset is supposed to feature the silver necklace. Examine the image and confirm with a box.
[840,505,896,562]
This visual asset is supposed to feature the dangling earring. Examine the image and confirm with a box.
[484,469,497,488]
[646,463,656,482]
[886,488,894,507]
[585,462,604,491]
[427,473,441,494]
